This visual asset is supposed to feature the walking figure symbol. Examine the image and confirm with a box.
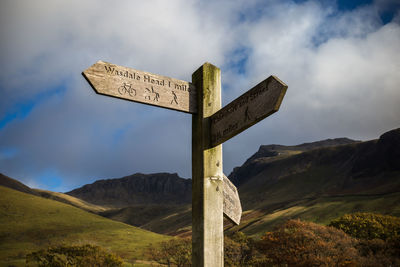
[171,91,178,105]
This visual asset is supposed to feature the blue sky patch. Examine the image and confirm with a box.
[337,0,373,11]
[37,169,63,191]
[0,147,18,160]
[224,46,251,76]
[0,84,67,130]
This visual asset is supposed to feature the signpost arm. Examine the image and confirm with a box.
[192,63,223,267]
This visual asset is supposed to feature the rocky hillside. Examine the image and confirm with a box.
[234,128,400,211]
[229,137,359,186]
[67,172,191,207]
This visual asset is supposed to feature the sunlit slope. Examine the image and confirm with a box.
[100,204,192,237]
[33,188,110,213]
[0,185,170,266]
[226,192,400,237]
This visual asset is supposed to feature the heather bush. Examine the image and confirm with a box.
[145,216,400,266]
[147,238,191,267]
[224,232,255,266]
[25,244,123,267]
[329,212,400,240]
[355,237,400,266]
[256,219,359,266]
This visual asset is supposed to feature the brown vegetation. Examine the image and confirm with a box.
[145,214,400,266]
[256,219,359,266]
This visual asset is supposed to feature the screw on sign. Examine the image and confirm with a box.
[82,61,287,267]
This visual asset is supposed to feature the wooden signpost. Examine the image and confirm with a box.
[82,61,287,267]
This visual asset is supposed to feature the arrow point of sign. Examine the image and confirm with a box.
[270,75,288,112]
[209,75,288,147]
[81,68,98,94]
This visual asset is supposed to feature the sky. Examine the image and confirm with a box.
[0,0,399,192]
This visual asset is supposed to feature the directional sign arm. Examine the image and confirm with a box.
[82,61,197,114]
[223,174,242,225]
[209,75,287,147]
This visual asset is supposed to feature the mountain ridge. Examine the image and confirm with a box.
[66,172,191,207]
[1,128,399,237]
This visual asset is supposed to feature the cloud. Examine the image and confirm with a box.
[0,0,399,191]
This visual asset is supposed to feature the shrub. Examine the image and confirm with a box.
[355,237,400,266]
[256,219,359,266]
[147,238,191,267]
[25,244,123,267]
[329,213,400,240]
[147,233,256,267]
[224,232,255,266]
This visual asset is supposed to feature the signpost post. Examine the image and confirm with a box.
[82,61,287,267]
[192,63,223,266]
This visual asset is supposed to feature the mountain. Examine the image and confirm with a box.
[229,137,359,186]
[67,172,191,207]
[67,138,357,210]
[59,128,400,237]
[0,172,193,237]
[225,128,400,236]
[0,173,109,214]
[4,128,398,239]
[0,185,170,267]
[234,128,400,210]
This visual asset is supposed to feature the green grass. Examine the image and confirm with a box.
[231,192,400,238]
[33,188,110,213]
[0,186,171,266]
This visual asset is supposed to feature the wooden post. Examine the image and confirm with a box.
[192,63,223,267]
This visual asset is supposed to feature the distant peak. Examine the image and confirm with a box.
[245,137,359,165]
[296,137,359,149]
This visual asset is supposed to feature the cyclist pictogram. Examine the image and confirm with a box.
[118,82,136,97]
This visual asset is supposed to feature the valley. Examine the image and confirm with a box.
[1,127,399,265]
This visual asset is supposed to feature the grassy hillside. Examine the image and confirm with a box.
[226,192,400,237]
[33,188,110,213]
[101,204,192,237]
[0,173,38,196]
[0,186,170,266]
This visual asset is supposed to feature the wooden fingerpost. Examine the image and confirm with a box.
[192,63,223,267]
[83,59,286,266]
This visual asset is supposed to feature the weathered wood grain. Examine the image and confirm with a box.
[83,61,197,113]
[210,76,287,147]
[192,63,223,267]
[223,174,242,225]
